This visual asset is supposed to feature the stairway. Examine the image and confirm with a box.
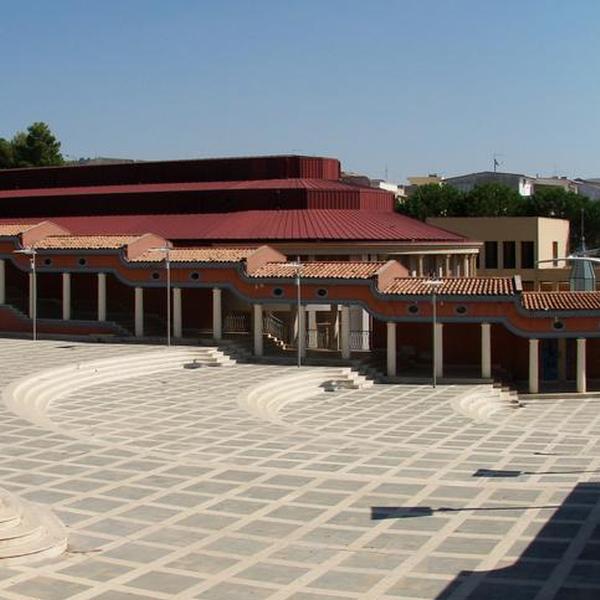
[0,488,66,564]
[452,383,523,423]
[238,366,374,424]
[4,347,236,432]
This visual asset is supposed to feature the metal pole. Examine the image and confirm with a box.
[432,289,436,388]
[31,252,37,342]
[296,255,301,368]
[166,250,171,348]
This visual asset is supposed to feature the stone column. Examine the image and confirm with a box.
[528,339,539,394]
[434,323,444,379]
[340,305,350,359]
[386,321,396,377]
[97,273,107,321]
[577,338,587,393]
[307,307,318,349]
[558,338,567,381]
[253,304,263,357]
[445,254,451,277]
[454,256,462,277]
[28,272,34,318]
[212,288,222,340]
[329,304,339,350]
[470,255,477,277]
[0,259,5,304]
[173,287,182,338]
[462,255,470,277]
[62,273,71,321]
[134,287,144,337]
[298,306,306,359]
[417,255,424,277]
[481,323,491,378]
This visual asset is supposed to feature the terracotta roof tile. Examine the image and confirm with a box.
[383,277,516,295]
[250,261,384,279]
[35,235,140,250]
[522,291,600,311]
[0,223,38,236]
[131,247,255,263]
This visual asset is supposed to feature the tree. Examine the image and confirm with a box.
[10,122,64,168]
[398,184,464,220]
[0,138,12,168]
[465,183,522,216]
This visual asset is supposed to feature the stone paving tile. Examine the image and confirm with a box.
[0,339,598,598]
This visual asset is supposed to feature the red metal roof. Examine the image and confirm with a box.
[0,178,377,199]
[0,211,468,243]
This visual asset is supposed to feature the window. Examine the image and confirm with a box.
[503,241,516,269]
[484,241,498,269]
[521,241,535,269]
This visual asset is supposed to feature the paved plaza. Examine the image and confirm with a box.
[0,340,598,598]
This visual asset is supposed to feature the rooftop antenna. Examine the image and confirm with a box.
[492,153,503,173]
[580,207,586,252]
[384,164,389,180]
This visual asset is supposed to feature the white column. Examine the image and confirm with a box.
[529,339,539,394]
[462,255,470,277]
[445,254,451,277]
[212,288,222,341]
[434,323,444,379]
[134,287,144,337]
[481,323,491,378]
[253,304,263,356]
[308,308,317,349]
[28,272,34,318]
[62,273,71,320]
[340,305,350,359]
[173,287,182,338]
[298,306,306,358]
[386,321,396,377]
[470,255,477,277]
[97,273,107,321]
[0,259,5,304]
[577,338,587,394]
[417,255,424,277]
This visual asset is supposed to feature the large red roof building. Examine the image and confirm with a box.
[0,155,597,393]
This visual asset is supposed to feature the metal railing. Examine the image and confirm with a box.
[264,314,288,343]
[224,313,249,333]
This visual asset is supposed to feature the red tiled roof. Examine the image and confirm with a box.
[35,235,140,250]
[383,277,516,295]
[0,211,469,242]
[522,292,600,311]
[131,247,255,263]
[250,261,384,279]
[0,178,385,199]
[0,223,38,236]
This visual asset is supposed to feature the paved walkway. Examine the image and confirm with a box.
[0,339,598,598]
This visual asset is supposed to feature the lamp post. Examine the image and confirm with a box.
[14,247,37,341]
[148,245,172,347]
[278,257,303,368]
[426,278,444,388]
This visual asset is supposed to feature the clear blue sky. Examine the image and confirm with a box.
[1,0,599,181]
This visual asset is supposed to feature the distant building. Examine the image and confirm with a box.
[532,177,578,194]
[427,216,573,291]
[575,178,600,201]
[443,171,534,196]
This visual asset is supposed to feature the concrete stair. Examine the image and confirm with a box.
[0,488,66,564]
[238,367,373,424]
[3,347,235,432]
[452,383,522,423]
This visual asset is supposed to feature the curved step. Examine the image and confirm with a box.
[0,490,66,565]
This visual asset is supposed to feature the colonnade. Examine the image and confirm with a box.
[407,253,478,277]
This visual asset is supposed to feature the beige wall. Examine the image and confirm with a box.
[427,217,571,289]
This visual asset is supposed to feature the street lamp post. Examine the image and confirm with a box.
[426,278,444,388]
[277,258,303,368]
[148,245,172,347]
[14,247,37,341]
